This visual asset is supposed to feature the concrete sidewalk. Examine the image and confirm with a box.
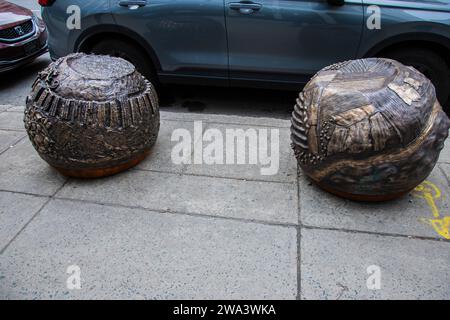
[0,105,449,299]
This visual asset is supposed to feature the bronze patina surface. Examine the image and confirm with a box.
[24,53,160,178]
[291,58,450,201]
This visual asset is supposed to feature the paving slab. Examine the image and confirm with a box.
[161,111,291,128]
[0,192,48,250]
[135,119,204,174]
[441,163,450,183]
[0,105,12,113]
[6,105,24,113]
[299,167,450,240]
[183,124,297,183]
[300,228,450,300]
[56,169,297,224]
[0,139,66,196]
[440,137,450,164]
[0,130,25,153]
[0,199,297,299]
[0,111,25,131]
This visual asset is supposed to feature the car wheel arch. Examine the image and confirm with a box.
[361,33,450,65]
[363,34,450,113]
[74,25,162,73]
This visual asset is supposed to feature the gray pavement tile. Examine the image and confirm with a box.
[183,124,297,183]
[440,138,450,163]
[0,192,48,250]
[135,119,203,174]
[0,111,25,131]
[0,199,297,299]
[301,228,450,300]
[161,111,291,128]
[0,130,25,153]
[299,167,450,240]
[0,105,12,113]
[6,105,24,113]
[56,170,298,224]
[441,163,450,184]
[0,139,66,196]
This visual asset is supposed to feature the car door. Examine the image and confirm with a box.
[110,0,228,81]
[225,0,364,85]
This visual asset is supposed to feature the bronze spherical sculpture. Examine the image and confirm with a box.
[24,53,160,178]
[291,58,450,201]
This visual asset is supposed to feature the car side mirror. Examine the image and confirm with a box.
[327,0,345,6]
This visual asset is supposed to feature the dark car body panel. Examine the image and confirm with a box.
[226,0,364,84]
[43,0,450,89]
[111,0,229,79]
[359,0,450,57]
[0,0,48,73]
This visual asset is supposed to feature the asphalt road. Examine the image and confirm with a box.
[0,1,296,119]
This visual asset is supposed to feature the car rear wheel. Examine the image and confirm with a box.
[89,39,159,89]
[381,47,450,115]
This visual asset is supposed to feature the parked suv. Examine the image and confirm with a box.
[0,0,48,73]
[41,0,450,112]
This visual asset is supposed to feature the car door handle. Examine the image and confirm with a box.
[327,0,345,6]
[119,0,147,9]
[229,2,262,14]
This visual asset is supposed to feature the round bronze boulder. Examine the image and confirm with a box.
[24,53,160,178]
[291,58,450,201]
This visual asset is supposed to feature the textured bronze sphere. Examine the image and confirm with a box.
[24,53,160,178]
[291,58,450,201]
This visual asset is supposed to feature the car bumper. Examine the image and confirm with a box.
[0,20,49,73]
[0,42,48,73]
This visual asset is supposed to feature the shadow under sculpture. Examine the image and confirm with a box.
[24,53,160,178]
[291,58,450,201]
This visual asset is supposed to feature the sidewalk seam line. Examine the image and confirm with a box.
[0,189,49,198]
[0,197,52,255]
[0,179,68,255]
[439,165,450,185]
[133,167,296,184]
[160,117,290,129]
[0,128,26,133]
[0,136,27,156]
[2,187,449,242]
[3,110,24,114]
[52,195,298,228]
[301,224,450,243]
[0,104,22,108]
[296,163,302,300]
[51,195,450,242]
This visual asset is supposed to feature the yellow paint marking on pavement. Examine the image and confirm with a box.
[414,181,441,218]
[426,217,450,239]
[413,181,450,240]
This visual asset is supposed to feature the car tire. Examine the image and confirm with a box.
[89,39,159,90]
[381,47,450,115]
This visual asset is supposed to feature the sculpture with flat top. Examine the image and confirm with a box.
[24,53,160,178]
